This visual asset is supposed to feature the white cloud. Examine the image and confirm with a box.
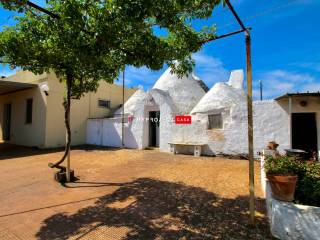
[255,69,318,99]
[114,66,163,90]
[294,62,320,72]
[193,52,230,88]
[115,52,231,90]
[261,70,315,83]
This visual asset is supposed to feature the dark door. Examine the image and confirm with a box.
[149,111,160,147]
[3,103,12,141]
[292,113,317,157]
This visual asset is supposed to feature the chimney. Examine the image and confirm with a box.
[227,69,244,89]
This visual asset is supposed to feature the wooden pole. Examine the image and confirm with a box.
[224,0,255,225]
[245,32,255,225]
[122,67,125,148]
[259,80,263,101]
[202,28,251,43]
[26,1,60,19]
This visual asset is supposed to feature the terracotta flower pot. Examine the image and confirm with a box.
[267,174,298,202]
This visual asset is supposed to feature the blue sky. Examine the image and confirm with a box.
[1,0,320,99]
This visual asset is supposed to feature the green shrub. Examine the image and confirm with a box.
[264,155,304,175]
[264,155,320,207]
[295,162,320,207]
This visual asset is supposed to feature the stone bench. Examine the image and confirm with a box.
[168,142,206,157]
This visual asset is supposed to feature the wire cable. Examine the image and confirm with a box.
[218,0,304,30]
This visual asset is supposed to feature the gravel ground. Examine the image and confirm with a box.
[0,145,274,239]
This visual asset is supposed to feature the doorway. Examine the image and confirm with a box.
[3,103,12,141]
[149,111,160,147]
[292,113,318,157]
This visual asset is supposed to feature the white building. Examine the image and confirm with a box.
[87,67,320,157]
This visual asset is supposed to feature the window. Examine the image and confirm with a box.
[98,99,110,109]
[26,98,33,124]
[208,113,222,129]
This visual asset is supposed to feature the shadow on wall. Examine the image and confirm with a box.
[36,178,272,240]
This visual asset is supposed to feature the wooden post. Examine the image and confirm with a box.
[259,80,263,101]
[246,32,255,225]
[122,67,125,147]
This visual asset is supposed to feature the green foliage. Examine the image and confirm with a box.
[0,0,224,97]
[265,155,320,206]
[0,0,224,168]
[0,0,28,12]
[295,162,320,207]
[264,155,304,175]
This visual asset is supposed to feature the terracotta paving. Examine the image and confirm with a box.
[0,145,273,239]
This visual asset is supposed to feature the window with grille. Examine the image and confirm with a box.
[26,98,33,124]
[98,99,110,109]
[208,113,222,129]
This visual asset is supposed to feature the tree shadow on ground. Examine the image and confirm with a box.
[0,143,120,160]
[36,178,273,240]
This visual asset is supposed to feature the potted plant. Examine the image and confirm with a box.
[264,155,301,202]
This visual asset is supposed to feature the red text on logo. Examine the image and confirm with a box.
[175,115,192,124]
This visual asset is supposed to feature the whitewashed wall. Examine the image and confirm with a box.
[169,100,290,156]
[87,99,291,156]
[86,119,103,146]
[253,101,290,153]
[86,89,178,151]
[86,117,139,148]
[86,68,319,156]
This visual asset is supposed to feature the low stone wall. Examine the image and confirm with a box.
[265,184,320,240]
[261,152,320,240]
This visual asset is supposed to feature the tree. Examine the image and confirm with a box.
[0,0,222,181]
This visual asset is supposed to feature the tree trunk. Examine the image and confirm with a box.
[65,73,72,182]
[48,72,72,182]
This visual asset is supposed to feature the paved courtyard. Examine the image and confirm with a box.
[0,145,273,239]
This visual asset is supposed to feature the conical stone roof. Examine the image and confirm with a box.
[191,76,246,114]
[152,68,206,114]
[115,88,148,115]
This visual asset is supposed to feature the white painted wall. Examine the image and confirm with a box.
[87,88,178,151]
[86,119,103,146]
[170,100,290,156]
[86,68,320,157]
[86,117,140,148]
